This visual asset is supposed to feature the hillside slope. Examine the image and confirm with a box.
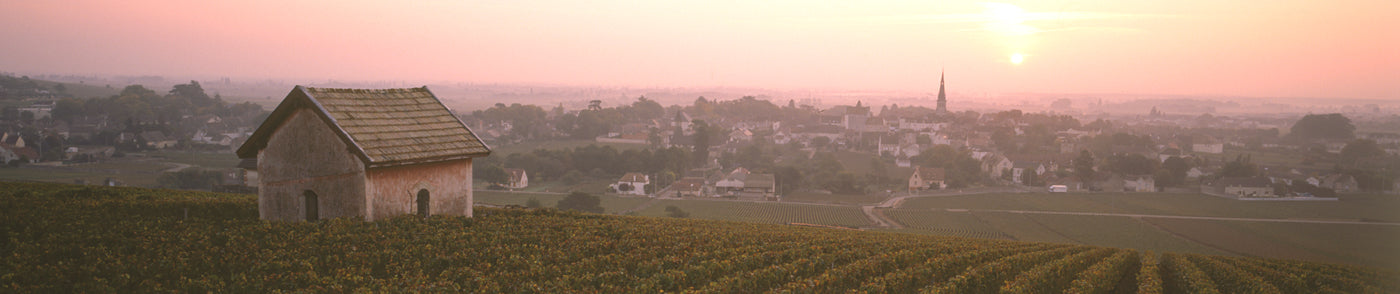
[1,182,1394,292]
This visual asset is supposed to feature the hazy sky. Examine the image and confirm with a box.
[2,0,1396,99]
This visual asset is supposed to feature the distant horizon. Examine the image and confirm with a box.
[10,70,1400,107]
[3,1,1396,101]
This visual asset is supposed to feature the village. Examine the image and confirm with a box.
[460,77,1400,203]
[4,72,1400,205]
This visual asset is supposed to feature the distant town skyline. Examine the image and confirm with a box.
[2,0,1396,100]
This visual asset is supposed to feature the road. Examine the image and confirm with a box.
[863,187,1033,228]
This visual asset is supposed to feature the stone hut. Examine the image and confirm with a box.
[236,86,491,221]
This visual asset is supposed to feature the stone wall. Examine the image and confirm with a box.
[257,108,367,221]
[365,159,473,220]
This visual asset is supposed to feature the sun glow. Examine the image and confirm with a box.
[1010,53,1025,64]
[982,3,1038,36]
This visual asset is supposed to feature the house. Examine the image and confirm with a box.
[17,101,53,119]
[1220,177,1275,198]
[141,131,178,149]
[1319,174,1358,193]
[237,158,259,189]
[504,168,529,190]
[64,145,115,161]
[1,132,23,148]
[614,172,650,196]
[741,173,777,198]
[1158,148,1182,162]
[0,144,18,164]
[715,167,749,195]
[983,155,1014,180]
[728,128,753,143]
[1186,167,1206,179]
[1123,176,1155,192]
[909,166,947,192]
[669,177,707,197]
[0,145,39,163]
[671,111,693,132]
[1192,135,1224,154]
[235,86,492,221]
[897,117,940,131]
[1011,161,1046,184]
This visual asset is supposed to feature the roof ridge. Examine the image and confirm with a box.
[237,85,489,167]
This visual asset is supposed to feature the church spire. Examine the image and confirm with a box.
[936,70,947,114]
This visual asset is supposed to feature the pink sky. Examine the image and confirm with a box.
[2,0,1396,99]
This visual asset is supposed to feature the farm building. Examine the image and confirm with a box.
[614,173,650,196]
[1220,177,1276,198]
[504,168,528,190]
[236,86,491,221]
[741,173,776,198]
[908,166,947,192]
[715,167,750,196]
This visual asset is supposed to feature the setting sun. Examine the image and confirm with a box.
[1010,53,1025,65]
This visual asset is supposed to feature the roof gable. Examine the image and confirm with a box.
[619,173,648,183]
[236,86,491,167]
[914,167,946,181]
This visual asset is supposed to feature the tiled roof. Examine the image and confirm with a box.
[237,86,490,167]
[743,174,775,188]
[673,177,706,191]
[914,167,946,181]
[506,168,526,180]
[619,173,649,183]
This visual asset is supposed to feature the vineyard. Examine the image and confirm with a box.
[2,182,1396,293]
[891,193,1400,269]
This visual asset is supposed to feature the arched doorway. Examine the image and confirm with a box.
[303,190,319,221]
[416,189,430,217]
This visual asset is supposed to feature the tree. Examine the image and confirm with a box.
[868,158,888,188]
[556,192,603,213]
[1074,150,1096,183]
[560,170,584,185]
[1022,168,1040,186]
[775,166,802,196]
[1290,113,1355,140]
[1153,169,1180,188]
[647,127,663,148]
[1339,139,1384,166]
[170,80,213,107]
[910,144,983,188]
[1159,156,1189,187]
[477,165,508,185]
[51,98,82,123]
[631,96,664,121]
[1107,154,1157,175]
[1221,155,1257,178]
[692,120,711,166]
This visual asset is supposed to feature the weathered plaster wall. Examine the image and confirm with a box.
[257,108,367,221]
[365,158,473,220]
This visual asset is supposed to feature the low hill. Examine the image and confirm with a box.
[1,182,1395,292]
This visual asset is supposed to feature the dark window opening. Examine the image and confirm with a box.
[303,190,319,221]
[416,189,430,217]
